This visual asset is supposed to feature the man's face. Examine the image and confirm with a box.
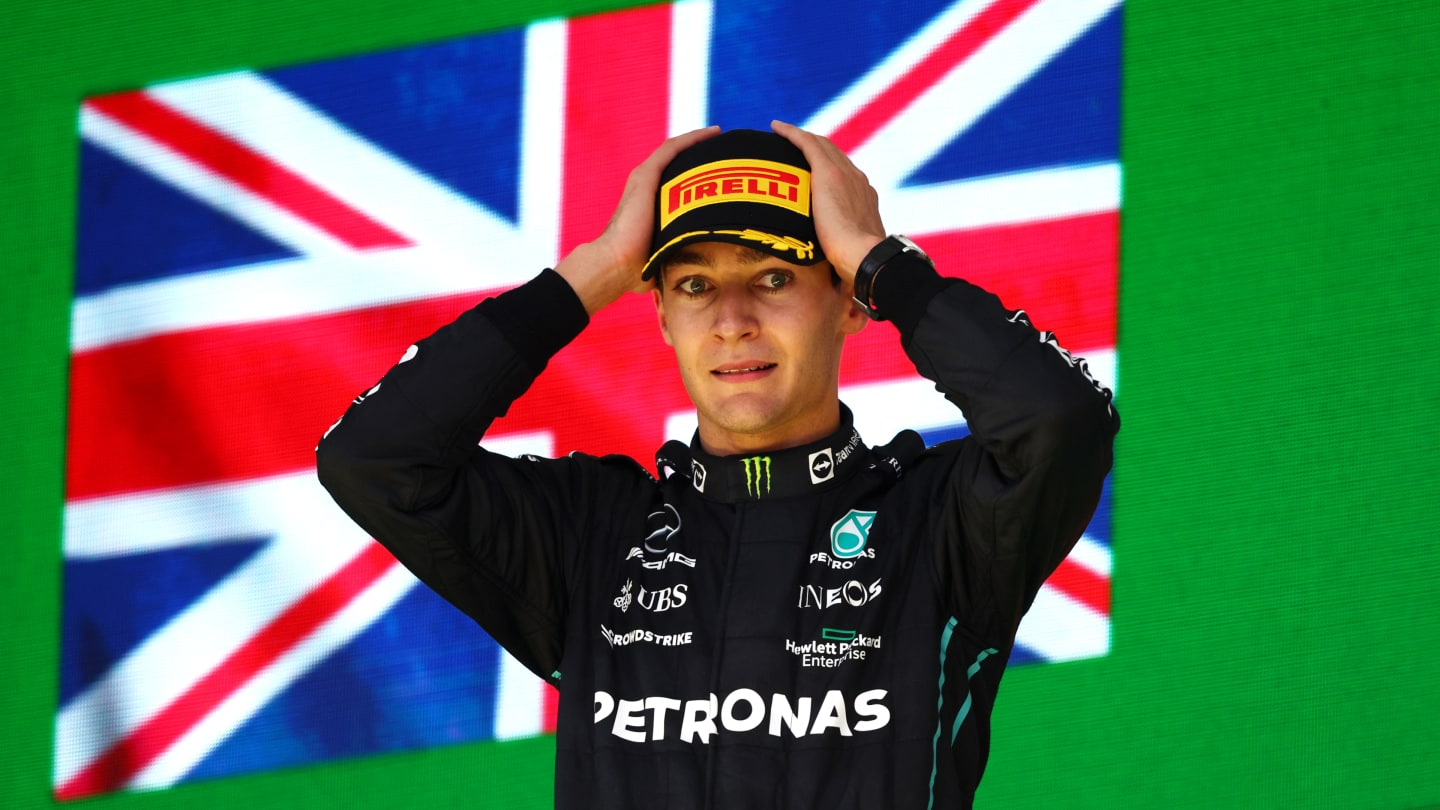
[653,241,866,456]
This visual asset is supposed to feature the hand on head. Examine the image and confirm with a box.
[769,121,886,281]
[557,125,722,314]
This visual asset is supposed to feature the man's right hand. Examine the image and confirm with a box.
[556,126,721,315]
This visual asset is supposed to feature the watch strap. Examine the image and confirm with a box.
[852,235,929,321]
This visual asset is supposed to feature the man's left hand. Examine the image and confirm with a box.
[770,120,886,281]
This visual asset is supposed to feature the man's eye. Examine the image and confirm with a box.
[760,272,792,290]
[678,278,710,296]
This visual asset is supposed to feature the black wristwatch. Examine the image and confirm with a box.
[852,235,931,321]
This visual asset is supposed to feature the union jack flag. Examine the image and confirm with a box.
[58,0,1120,799]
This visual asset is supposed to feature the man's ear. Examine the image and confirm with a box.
[841,300,868,336]
[838,278,868,336]
[652,288,674,347]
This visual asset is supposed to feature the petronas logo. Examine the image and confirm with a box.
[830,510,876,558]
[742,455,772,497]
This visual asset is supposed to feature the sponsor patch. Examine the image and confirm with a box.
[830,509,876,559]
[808,448,834,484]
[660,158,810,228]
[784,627,882,669]
[593,687,888,743]
[600,624,694,648]
[797,577,882,610]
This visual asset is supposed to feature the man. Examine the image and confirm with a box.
[317,122,1117,808]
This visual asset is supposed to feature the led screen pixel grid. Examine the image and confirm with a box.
[3,0,1438,809]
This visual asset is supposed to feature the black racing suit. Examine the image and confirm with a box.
[316,254,1117,809]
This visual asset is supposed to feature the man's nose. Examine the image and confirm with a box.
[711,286,759,341]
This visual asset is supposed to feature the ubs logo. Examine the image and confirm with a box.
[637,584,688,612]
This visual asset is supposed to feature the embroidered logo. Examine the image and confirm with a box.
[613,579,634,613]
[742,455,772,497]
[830,510,876,559]
[808,447,835,484]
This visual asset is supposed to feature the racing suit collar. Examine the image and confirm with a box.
[657,404,869,502]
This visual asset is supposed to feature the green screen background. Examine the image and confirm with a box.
[3,1,1437,807]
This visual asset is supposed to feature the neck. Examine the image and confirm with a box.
[695,402,841,457]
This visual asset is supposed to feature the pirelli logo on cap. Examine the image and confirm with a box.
[661,159,810,229]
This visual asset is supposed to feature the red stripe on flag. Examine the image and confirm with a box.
[542,685,560,735]
[915,212,1116,352]
[559,5,674,256]
[828,0,1042,153]
[85,92,413,251]
[1045,555,1110,616]
[65,213,1115,500]
[55,542,398,800]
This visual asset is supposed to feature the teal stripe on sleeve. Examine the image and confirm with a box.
[950,647,998,744]
[927,617,959,810]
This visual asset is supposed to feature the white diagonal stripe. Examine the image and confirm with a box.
[1015,582,1110,662]
[72,18,585,354]
[1066,534,1113,577]
[851,0,1122,191]
[80,104,352,256]
[57,427,555,786]
[804,0,998,138]
[54,474,374,786]
[129,558,416,789]
[147,71,521,255]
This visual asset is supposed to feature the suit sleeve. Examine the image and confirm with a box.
[315,268,623,683]
[873,254,1119,644]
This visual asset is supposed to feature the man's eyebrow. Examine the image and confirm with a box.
[663,249,715,270]
[664,246,773,272]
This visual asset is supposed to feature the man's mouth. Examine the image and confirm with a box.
[713,363,777,375]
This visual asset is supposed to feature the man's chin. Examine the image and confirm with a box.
[696,398,787,448]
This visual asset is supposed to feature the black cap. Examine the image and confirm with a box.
[640,129,826,281]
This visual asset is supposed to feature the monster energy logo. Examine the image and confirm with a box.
[742,455,772,497]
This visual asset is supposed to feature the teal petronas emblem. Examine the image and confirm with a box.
[830,510,877,558]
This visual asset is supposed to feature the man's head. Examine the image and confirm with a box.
[640,129,827,283]
[647,130,865,456]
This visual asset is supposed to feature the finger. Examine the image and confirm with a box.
[772,120,866,184]
[770,119,829,167]
[637,125,722,177]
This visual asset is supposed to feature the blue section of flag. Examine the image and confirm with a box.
[1007,645,1042,666]
[919,423,971,447]
[187,586,503,781]
[907,6,1122,185]
[74,144,297,296]
[708,0,952,131]
[265,30,527,223]
[58,538,267,704]
[1088,474,1113,547]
